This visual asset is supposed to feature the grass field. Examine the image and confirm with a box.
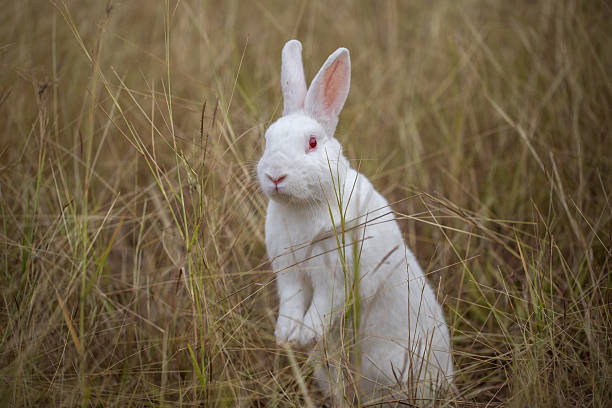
[1,0,611,406]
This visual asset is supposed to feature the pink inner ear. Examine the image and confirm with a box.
[322,59,347,113]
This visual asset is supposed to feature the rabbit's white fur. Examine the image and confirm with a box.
[258,40,453,401]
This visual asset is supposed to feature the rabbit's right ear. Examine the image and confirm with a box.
[304,47,350,137]
[281,40,307,116]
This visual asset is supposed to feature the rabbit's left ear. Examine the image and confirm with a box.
[281,40,307,116]
[304,48,350,136]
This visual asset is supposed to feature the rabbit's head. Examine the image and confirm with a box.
[257,40,351,204]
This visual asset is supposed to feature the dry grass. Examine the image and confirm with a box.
[1,0,611,406]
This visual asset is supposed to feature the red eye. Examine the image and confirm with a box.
[308,136,317,151]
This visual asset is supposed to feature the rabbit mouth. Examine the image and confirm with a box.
[266,186,303,203]
[267,188,293,200]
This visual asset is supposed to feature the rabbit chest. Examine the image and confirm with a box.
[264,200,348,277]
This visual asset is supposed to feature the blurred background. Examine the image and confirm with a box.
[0,0,610,406]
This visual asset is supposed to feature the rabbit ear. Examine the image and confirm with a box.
[281,40,307,116]
[304,47,350,136]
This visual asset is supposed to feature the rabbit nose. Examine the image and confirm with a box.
[267,174,287,185]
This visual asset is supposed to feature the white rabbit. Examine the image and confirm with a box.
[257,40,453,403]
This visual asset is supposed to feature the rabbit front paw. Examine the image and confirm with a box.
[275,316,300,345]
[287,315,323,347]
